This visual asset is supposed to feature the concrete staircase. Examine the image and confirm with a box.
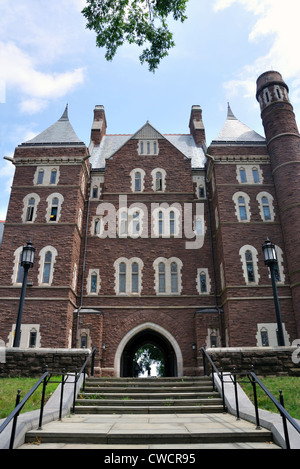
[22,376,280,449]
[75,376,224,414]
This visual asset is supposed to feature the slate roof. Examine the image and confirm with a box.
[211,104,265,145]
[89,122,206,170]
[21,106,85,146]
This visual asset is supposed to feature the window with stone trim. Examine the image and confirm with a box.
[130,168,145,192]
[232,192,251,222]
[22,193,40,223]
[196,268,211,295]
[34,166,60,186]
[153,257,183,295]
[12,246,24,285]
[152,204,181,238]
[46,193,64,223]
[38,246,58,286]
[256,192,275,222]
[151,168,166,192]
[236,165,263,184]
[87,269,101,295]
[114,257,144,295]
[239,245,260,285]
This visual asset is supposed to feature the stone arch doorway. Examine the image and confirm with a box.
[115,322,183,377]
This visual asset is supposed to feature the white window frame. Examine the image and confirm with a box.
[38,246,58,286]
[12,246,24,285]
[153,257,183,295]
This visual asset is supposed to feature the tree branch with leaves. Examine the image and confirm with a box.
[82,0,188,72]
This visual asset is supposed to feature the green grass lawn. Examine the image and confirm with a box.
[0,377,60,420]
[240,376,300,421]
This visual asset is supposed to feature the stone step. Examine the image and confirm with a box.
[76,398,223,406]
[74,405,225,414]
[24,413,276,447]
[78,391,220,400]
[82,385,214,393]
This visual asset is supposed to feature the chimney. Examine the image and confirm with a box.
[189,105,206,146]
[90,105,107,146]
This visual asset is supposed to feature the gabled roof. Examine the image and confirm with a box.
[90,121,206,169]
[20,106,85,147]
[211,104,265,145]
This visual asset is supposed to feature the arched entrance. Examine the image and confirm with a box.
[114,322,183,377]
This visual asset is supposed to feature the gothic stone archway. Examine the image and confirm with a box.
[114,323,183,377]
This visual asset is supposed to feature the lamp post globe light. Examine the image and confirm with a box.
[262,238,285,346]
[13,241,35,348]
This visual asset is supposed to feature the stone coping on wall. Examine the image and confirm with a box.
[205,346,300,376]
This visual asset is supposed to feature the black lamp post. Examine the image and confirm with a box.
[262,238,285,346]
[13,241,35,348]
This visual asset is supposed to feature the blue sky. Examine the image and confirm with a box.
[1,0,300,219]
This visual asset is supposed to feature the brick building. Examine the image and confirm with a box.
[0,70,299,376]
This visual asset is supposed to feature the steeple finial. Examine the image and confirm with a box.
[227,102,236,120]
[60,104,69,121]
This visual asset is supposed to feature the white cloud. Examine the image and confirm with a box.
[213,0,300,103]
[0,1,88,114]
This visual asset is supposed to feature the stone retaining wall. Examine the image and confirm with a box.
[0,348,91,377]
[205,346,300,376]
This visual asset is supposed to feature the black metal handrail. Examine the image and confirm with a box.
[0,347,96,450]
[201,347,300,449]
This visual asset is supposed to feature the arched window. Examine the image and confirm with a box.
[43,251,52,284]
[119,211,128,237]
[239,245,260,286]
[170,211,175,236]
[239,168,247,183]
[131,262,139,293]
[153,258,182,295]
[119,262,126,293]
[200,271,207,293]
[50,197,59,222]
[158,262,165,293]
[38,246,58,286]
[238,196,247,221]
[132,211,140,235]
[135,172,141,191]
[22,194,40,224]
[171,262,178,293]
[92,186,98,199]
[50,169,57,185]
[158,211,164,235]
[262,196,271,220]
[252,167,260,183]
[245,250,255,283]
[114,258,144,295]
[26,197,36,222]
[257,192,275,222]
[46,193,64,223]
[37,169,44,185]
[156,171,163,191]
[233,192,251,222]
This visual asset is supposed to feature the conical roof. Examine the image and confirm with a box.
[21,106,85,146]
[212,104,265,144]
